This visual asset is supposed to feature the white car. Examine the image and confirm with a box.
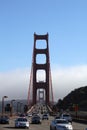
[50,118,73,130]
[15,117,29,128]
[60,113,72,123]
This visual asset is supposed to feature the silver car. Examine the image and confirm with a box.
[50,118,73,130]
[60,113,72,123]
[15,117,29,128]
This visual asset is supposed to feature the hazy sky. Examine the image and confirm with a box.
[0,0,87,101]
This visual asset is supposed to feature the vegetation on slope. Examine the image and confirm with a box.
[56,86,87,111]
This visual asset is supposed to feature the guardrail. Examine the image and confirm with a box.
[70,111,87,124]
[72,118,87,124]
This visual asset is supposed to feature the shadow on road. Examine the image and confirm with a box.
[4,126,27,129]
[3,127,16,129]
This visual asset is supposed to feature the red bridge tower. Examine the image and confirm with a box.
[28,33,54,106]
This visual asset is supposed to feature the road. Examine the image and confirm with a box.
[0,116,87,130]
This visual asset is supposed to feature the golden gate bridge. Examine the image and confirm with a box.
[27,33,54,107]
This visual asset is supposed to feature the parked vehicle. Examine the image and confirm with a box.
[31,115,41,124]
[50,118,73,130]
[15,117,29,128]
[60,113,72,123]
[0,116,9,124]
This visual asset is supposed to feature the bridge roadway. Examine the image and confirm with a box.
[0,116,87,130]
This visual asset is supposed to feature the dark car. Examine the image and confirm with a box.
[42,114,49,120]
[54,115,60,119]
[0,116,9,124]
[31,115,41,124]
[19,113,25,117]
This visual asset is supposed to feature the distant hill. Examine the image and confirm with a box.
[56,86,87,111]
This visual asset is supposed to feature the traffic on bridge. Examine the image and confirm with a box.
[0,34,87,130]
[0,103,87,130]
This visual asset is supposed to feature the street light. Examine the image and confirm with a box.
[17,102,23,114]
[19,103,23,113]
[17,102,20,114]
[10,99,15,116]
[2,96,8,116]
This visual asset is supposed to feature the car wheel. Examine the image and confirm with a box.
[50,126,52,130]
[54,127,57,130]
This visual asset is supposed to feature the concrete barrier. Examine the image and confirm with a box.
[73,118,87,124]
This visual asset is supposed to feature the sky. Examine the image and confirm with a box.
[0,0,87,102]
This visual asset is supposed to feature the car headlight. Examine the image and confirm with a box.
[56,125,73,130]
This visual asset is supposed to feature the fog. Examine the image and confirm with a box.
[0,65,87,101]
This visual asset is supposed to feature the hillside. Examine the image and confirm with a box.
[56,86,87,111]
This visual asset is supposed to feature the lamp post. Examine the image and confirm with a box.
[17,102,20,114]
[20,103,23,113]
[10,99,15,116]
[2,96,8,116]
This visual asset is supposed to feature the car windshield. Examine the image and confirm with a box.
[55,120,68,124]
[33,116,40,119]
[17,118,27,122]
[43,114,47,116]
[64,115,70,117]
